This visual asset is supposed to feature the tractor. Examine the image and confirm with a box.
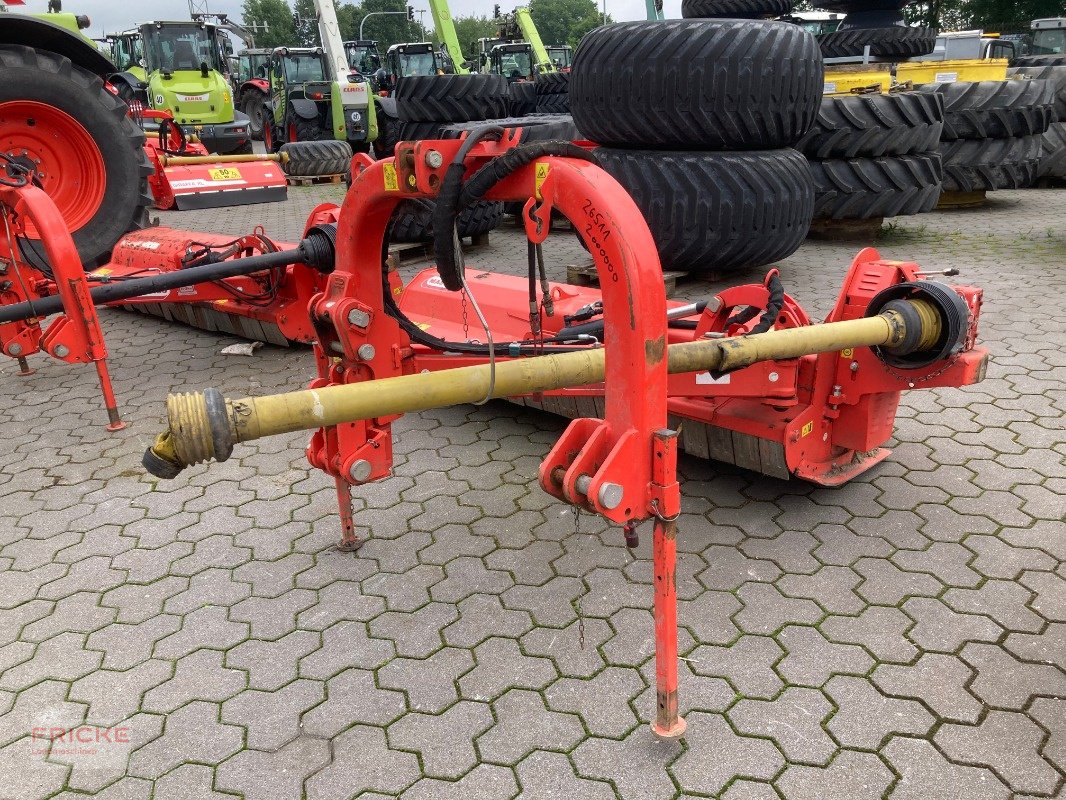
[107,20,252,155]
[344,39,384,90]
[262,47,376,153]
[235,48,272,140]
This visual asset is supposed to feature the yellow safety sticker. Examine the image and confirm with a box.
[801,421,814,438]
[383,162,399,192]
[91,268,112,277]
[416,322,431,331]
[209,167,242,181]
[841,348,853,358]
[535,162,549,200]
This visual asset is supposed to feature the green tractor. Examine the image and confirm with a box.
[262,47,377,154]
[107,20,252,155]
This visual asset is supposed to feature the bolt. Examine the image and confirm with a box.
[357,343,376,361]
[597,482,624,510]
[53,344,69,358]
[348,459,372,482]
[347,308,370,328]
[424,149,443,169]
[831,384,842,397]
[8,343,22,356]
[768,371,779,382]
[850,361,859,372]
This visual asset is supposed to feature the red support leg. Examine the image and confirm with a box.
[94,361,125,431]
[334,477,363,552]
[651,516,686,738]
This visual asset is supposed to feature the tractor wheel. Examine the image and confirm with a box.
[939,135,1043,192]
[242,90,268,140]
[229,141,254,155]
[681,0,793,19]
[1039,122,1066,178]
[535,93,570,114]
[917,79,1055,140]
[796,91,944,159]
[595,147,813,273]
[570,20,821,150]
[1008,66,1066,119]
[534,72,569,95]
[1013,55,1066,68]
[290,113,330,143]
[373,111,402,159]
[509,81,537,117]
[0,44,150,268]
[395,74,510,123]
[388,198,504,243]
[817,26,937,59]
[809,152,942,220]
[399,121,445,143]
[279,140,352,177]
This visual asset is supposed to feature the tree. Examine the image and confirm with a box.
[292,0,320,46]
[964,0,1063,32]
[241,0,298,49]
[529,0,609,49]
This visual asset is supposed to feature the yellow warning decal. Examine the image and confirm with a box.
[383,162,399,192]
[841,348,853,358]
[209,167,242,181]
[416,322,431,331]
[801,421,814,438]
[91,268,112,277]
[535,162,549,200]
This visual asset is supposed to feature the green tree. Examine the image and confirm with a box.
[453,15,498,60]
[293,0,320,46]
[963,0,1063,32]
[241,0,298,49]
[529,0,608,49]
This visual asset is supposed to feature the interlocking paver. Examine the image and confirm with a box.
[221,679,324,750]
[387,700,493,778]
[545,666,643,738]
[476,689,584,766]
[775,750,892,800]
[824,676,933,750]
[573,727,683,800]
[672,712,785,796]
[774,625,873,687]
[215,736,331,800]
[403,763,519,800]
[872,653,981,723]
[729,687,836,765]
[881,736,1010,800]
[689,635,784,698]
[300,668,405,737]
[377,646,474,712]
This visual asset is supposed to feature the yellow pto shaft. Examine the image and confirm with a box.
[160,153,289,167]
[145,299,945,476]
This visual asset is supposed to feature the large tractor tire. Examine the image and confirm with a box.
[796,91,943,159]
[395,74,509,123]
[279,140,352,177]
[939,135,1043,191]
[809,152,942,220]
[289,113,330,143]
[0,44,150,268]
[534,72,569,95]
[570,20,822,150]
[389,198,504,243]
[817,26,937,59]
[1039,122,1066,178]
[241,88,269,141]
[1008,66,1066,119]
[1013,55,1066,68]
[916,79,1055,140]
[535,93,570,114]
[440,115,580,143]
[509,81,537,117]
[595,147,813,274]
[681,0,793,18]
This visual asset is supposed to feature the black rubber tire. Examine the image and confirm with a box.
[389,198,504,243]
[682,0,792,18]
[1039,121,1066,178]
[242,89,268,140]
[817,26,937,59]
[1007,66,1066,119]
[292,113,330,142]
[509,81,537,116]
[595,147,813,273]
[394,74,509,123]
[796,91,943,158]
[939,135,1043,191]
[399,121,445,143]
[439,114,579,142]
[535,93,570,114]
[570,20,822,150]
[230,141,254,155]
[534,72,570,95]
[814,0,908,10]
[1013,55,1066,68]
[373,111,401,159]
[279,140,352,176]
[916,79,1055,140]
[0,45,150,268]
[809,152,942,220]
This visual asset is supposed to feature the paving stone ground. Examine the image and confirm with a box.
[1,184,1064,799]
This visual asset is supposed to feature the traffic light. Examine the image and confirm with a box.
[493,4,501,17]
[407,5,415,20]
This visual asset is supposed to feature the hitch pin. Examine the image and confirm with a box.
[914,268,960,277]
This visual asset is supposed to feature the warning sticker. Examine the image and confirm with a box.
[383,162,399,192]
[841,348,853,358]
[934,72,958,84]
[209,168,242,181]
[535,162,549,200]
[801,421,814,438]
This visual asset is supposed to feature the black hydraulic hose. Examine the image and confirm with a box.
[0,237,329,325]
[725,272,785,335]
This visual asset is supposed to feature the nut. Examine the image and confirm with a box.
[357,343,376,361]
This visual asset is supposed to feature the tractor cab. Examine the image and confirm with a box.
[345,40,383,77]
[1031,18,1065,56]
[108,30,145,78]
[491,42,535,82]
[546,44,572,71]
[379,43,445,92]
[238,48,271,84]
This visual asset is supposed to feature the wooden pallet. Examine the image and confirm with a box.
[286,173,344,186]
[565,259,694,297]
[386,231,491,268]
[807,216,884,240]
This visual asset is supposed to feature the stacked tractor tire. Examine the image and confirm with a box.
[811,0,936,60]
[916,75,1056,193]
[798,91,945,221]
[1008,65,1066,181]
[570,15,822,274]
[378,74,511,243]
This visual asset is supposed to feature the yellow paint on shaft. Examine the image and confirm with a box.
[161,153,288,166]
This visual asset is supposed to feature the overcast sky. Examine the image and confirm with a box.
[43,0,682,39]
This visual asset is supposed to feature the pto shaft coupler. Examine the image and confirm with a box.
[143,286,968,479]
[0,226,336,326]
